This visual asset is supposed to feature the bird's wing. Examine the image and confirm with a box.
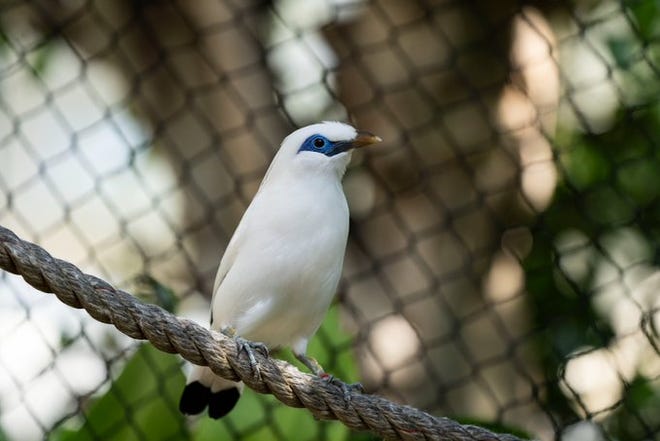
[209,216,248,327]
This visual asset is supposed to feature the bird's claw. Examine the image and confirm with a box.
[320,372,364,401]
[222,327,268,379]
[236,336,268,379]
[293,351,363,401]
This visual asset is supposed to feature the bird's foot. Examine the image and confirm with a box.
[319,372,365,402]
[236,336,269,379]
[221,326,269,379]
[293,352,363,401]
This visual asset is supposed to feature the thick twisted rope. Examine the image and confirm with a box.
[0,225,525,441]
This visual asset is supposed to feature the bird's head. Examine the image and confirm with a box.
[266,121,382,182]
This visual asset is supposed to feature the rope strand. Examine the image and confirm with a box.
[0,225,524,441]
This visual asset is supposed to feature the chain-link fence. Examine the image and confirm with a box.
[1,0,659,440]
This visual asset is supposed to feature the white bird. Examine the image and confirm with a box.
[179,121,382,418]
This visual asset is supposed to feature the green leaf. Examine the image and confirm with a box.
[306,305,359,383]
[583,187,635,226]
[50,428,78,441]
[192,414,236,441]
[617,158,660,204]
[216,390,268,437]
[608,37,638,69]
[25,39,58,79]
[53,344,187,441]
[629,0,660,41]
[605,375,660,440]
[562,143,610,190]
[135,275,179,313]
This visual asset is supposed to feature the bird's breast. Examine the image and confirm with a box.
[254,177,349,242]
[226,177,348,294]
[214,178,349,344]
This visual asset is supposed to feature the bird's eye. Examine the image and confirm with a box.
[313,138,325,148]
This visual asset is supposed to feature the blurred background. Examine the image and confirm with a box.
[0,0,659,440]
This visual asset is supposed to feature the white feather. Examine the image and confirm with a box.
[211,122,354,346]
[186,122,360,402]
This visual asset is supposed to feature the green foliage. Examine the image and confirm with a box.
[0,25,58,79]
[627,0,660,41]
[290,305,359,383]
[135,276,180,313]
[525,105,660,425]
[523,0,660,431]
[561,107,660,224]
[26,40,57,78]
[51,344,188,441]
[605,375,660,441]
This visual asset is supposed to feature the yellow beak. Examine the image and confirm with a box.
[351,131,383,149]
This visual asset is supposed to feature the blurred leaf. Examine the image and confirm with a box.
[524,90,660,426]
[628,0,660,41]
[275,304,358,383]
[272,403,322,440]
[606,375,660,440]
[524,180,617,423]
[216,390,268,438]
[191,417,234,441]
[0,31,8,56]
[583,187,635,226]
[60,331,78,349]
[306,305,359,383]
[562,143,610,190]
[617,159,660,204]
[213,391,353,441]
[30,44,55,77]
[608,37,637,69]
[135,275,179,313]
[21,38,59,79]
[50,428,78,441]
[53,344,187,441]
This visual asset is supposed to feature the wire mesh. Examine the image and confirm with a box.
[0,0,659,440]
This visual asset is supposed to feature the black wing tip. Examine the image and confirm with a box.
[208,387,241,419]
[179,381,211,415]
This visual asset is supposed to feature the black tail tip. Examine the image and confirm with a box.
[179,381,211,415]
[208,387,241,419]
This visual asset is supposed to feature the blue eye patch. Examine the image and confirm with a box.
[297,134,351,157]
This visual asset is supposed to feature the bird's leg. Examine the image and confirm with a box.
[221,326,269,378]
[293,351,365,401]
[293,351,324,376]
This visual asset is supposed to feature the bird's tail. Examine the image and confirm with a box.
[179,365,243,419]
